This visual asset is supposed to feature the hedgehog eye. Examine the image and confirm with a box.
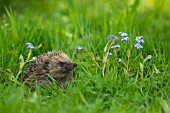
[59,62,64,67]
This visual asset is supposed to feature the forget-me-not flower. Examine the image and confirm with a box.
[26,43,34,49]
[111,45,120,49]
[76,46,83,51]
[107,52,112,58]
[107,35,118,41]
[121,37,130,43]
[134,43,143,49]
[118,32,130,43]
[32,57,37,61]
[118,32,128,37]
[135,36,144,43]
[148,55,152,60]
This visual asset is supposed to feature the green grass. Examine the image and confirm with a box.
[0,0,170,113]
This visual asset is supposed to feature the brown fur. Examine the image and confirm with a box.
[23,51,77,88]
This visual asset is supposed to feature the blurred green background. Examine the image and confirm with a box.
[0,0,169,74]
[0,0,170,113]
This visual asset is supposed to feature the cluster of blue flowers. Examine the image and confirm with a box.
[19,43,37,61]
[134,36,144,49]
[76,32,152,62]
[119,32,130,43]
[109,32,144,50]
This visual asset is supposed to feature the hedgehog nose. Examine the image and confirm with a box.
[73,63,77,68]
[65,63,77,71]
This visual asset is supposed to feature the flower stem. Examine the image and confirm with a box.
[16,49,32,80]
[102,62,106,77]
[102,40,115,77]
[85,49,101,69]
[16,60,30,80]
[27,49,32,62]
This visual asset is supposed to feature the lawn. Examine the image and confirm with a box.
[0,0,170,113]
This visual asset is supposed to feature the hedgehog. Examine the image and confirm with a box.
[23,51,77,88]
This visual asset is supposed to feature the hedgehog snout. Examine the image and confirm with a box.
[65,63,77,71]
[73,63,77,67]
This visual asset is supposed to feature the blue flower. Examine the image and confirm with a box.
[134,43,143,49]
[106,35,118,41]
[121,37,130,43]
[135,39,144,43]
[118,58,122,63]
[76,46,83,51]
[26,43,34,49]
[32,57,37,61]
[135,36,144,43]
[111,45,120,49]
[148,55,152,60]
[118,32,128,37]
[107,52,112,58]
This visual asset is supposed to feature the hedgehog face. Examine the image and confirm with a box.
[47,56,77,78]
[50,61,77,72]
[58,62,77,71]
[54,55,77,71]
